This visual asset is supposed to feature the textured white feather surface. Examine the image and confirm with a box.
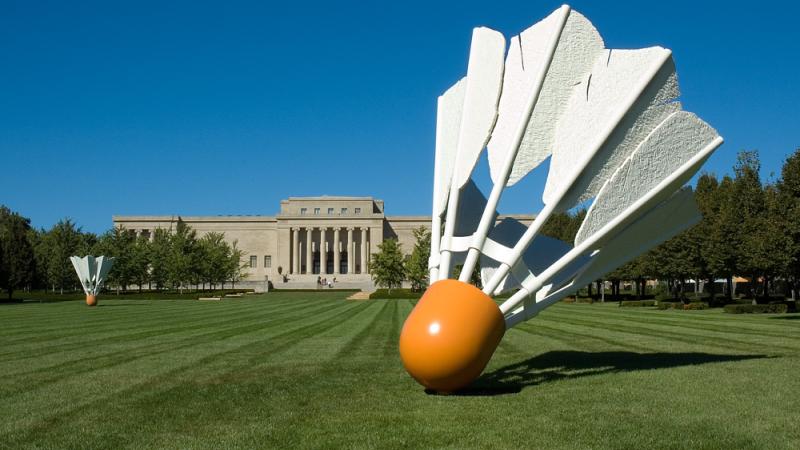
[452,27,505,188]
[488,10,604,185]
[575,111,719,245]
[433,78,467,215]
[544,47,680,211]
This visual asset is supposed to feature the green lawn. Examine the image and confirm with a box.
[1,293,798,449]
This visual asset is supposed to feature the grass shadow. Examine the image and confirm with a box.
[769,315,800,320]
[452,351,767,396]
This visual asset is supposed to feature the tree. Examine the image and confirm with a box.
[0,206,35,299]
[95,226,138,293]
[226,240,247,289]
[198,232,231,289]
[148,228,171,291]
[777,148,800,300]
[168,218,198,292]
[369,239,405,294]
[42,219,84,293]
[130,234,151,292]
[404,227,430,291]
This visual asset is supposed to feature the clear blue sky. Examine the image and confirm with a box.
[1,0,798,233]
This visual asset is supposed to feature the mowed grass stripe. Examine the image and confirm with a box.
[1,298,379,447]
[545,305,800,340]
[540,311,795,355]
[0,292,334,336]
[0,297,367,441]
[0,297,327,363]
[0,298,354,394]
[513,319,656,353]
[551,304,800,337]
[0,296,302,342]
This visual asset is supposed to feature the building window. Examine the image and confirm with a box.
[314,208,320,215]
[327,207,334,215]
[341,208,348,215]
[249,256,257,268]
[264,255,271,268]
[300,208,307,215]
[354,207,361,214]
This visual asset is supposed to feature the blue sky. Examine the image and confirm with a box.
[1,0,798,233]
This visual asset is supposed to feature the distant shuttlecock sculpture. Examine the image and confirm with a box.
[70,255,114,306]
[399,5,723,392]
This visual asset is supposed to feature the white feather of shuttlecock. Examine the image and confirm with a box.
[70,255,114,296]
[427,4,724,328]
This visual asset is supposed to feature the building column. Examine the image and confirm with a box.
[347,228,354,275]
[291,228,299,274]
[320,227,327,275]
[333,228,341,275]
[361,227,368,274]
[305,227,313,274]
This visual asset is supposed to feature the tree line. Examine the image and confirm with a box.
[0,215,246,299]
[369,149,800,303]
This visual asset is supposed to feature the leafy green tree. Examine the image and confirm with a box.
[369,239,405,294]
[43,219,84,293]
[404,227,430,291]
[777,148,800,299]
[704,175,739,299]
[0,206,35,299]
[226,240,247,289]
[198,232,231,289]
[95,226,138,293]
[28,228,49,290]
[131,234,151,292]
[168,218,198,293]
[148,228,171,291]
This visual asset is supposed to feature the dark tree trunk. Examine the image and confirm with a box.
[726,276,733,301]
[708,275,716,303]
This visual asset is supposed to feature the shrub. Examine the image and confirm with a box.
[656,301,708,310]
[683,302,709,310]
[724,303,789,314]
[656,301,681,310]
[619,300,657,307]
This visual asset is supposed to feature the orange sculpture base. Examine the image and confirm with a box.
[399,279,505,393]
[86,294,97,307]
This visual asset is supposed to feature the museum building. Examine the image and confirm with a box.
[114,196,431,290]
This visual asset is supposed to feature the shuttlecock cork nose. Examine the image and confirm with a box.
[399,279,505,392]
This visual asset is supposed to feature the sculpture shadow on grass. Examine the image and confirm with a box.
[440,351,767,396]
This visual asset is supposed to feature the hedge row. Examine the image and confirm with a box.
[723,303,789,314]
[656,301,709,310]
[619,300,657,307]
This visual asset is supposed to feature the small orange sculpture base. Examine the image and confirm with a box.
[399,279,505,393]
[86,294,97,307]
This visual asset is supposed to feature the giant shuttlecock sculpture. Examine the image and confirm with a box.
[70,255,114,306]
[399,5,723,392]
